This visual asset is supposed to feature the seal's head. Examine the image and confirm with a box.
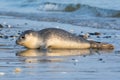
[16,30,41,49]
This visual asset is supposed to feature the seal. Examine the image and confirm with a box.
[16,28,114,49]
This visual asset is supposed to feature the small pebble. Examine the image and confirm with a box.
[97,36,100,38]
[17,24,20,26]
[103,36,111,38]
[94,32,101,35]
[24,23,28,25]
[8,25,12,28]
[72,58,79,62]
[5,24,12,28]
[14,68,22,73]
[0,24,4,28]
[10,35,18,39]
[4,36,9,39]
[81,31,83,33]
[89,32,101,35]
[99,58,103,61]
[0,72,5,76]
[83,55,86,57]
[0,35,3,38]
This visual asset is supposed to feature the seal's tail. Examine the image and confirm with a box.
[89,41,114,49]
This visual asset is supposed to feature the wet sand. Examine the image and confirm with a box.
[0,16,120,80]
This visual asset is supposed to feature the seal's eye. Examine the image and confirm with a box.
[20,36,25,39]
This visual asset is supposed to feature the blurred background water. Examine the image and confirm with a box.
[0,0,120,30]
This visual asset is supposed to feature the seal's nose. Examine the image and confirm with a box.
[16,39,20,45]
[16,39,18,44]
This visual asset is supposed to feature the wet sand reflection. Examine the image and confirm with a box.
[16,49,113,63]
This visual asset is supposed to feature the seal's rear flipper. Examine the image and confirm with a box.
[89,41,114,49]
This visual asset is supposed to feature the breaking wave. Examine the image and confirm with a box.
[38,2,120,17]
[0,1,120,17]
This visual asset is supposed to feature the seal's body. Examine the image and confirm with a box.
[16,28,114,49]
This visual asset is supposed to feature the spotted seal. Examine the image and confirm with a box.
[16,28,114,49]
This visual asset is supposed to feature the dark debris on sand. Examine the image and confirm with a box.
[0,24,4,28]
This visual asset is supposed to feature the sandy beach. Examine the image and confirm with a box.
[0,0,120,80]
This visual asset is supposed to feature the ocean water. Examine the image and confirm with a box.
[0,0,120,80]
[0,0,120,30]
